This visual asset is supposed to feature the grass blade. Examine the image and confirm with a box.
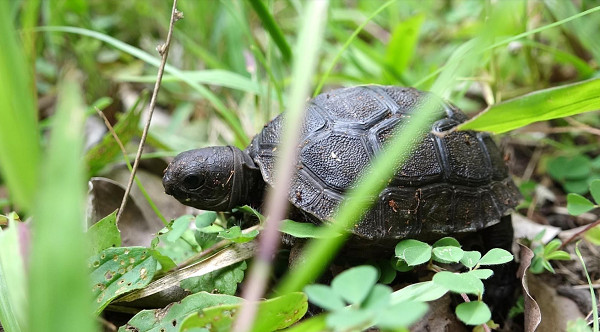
[0,217,27,332]
[575,242,599,332]
[248,0,291,62]
[115,69,261,94]
[28,67,96,332]
[384,13,425,79]
[459,78,600,133]
[0,1,41,212]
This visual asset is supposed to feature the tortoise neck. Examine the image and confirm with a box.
[228,147,264,210]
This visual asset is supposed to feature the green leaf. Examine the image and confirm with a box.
[326,308,373,331]
[391,281,448,303]
[195,212,217,228]
[394,259,414,272]
[543,239,562,255]
[590,179,600,204]
[459,78,600,133]
[432,246,464,263]
[478,248,513,265]
[198,225,226,233]
[465,269,494,280]
[460,251,482,269]
[118,292,242,332]
[395,239,432,266]
[385,14,425,76]
[376,301,429,329]
[545,251,571,261]
[150,250,177,272]
[584,225,600,246]
[331,265,379,305]
[218,226,259,243]
[86,210,121,255]
[166,215,194,243]
[235,205,265,222]
[282,314,327,332]
[542,259,556,274]
[180,261,246,296]
[157,230,200,265]
[432,237,461,248]
[179,292,307,332]
[89,247,158,314]
[84,93,145,175]
[375,259,397,284]
[566,317,593,332]
[280,219,341,238]
[547,155,591,181]
[433,271,484,296]
[362,284,393,312]
[455,301,491,325]
[304,284,346,311]
[194,231,219,252]
[0,219,26,332]
[565,155,592,179]
[567,193,596,216]
[565,179,591,195]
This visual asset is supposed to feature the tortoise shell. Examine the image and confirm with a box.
[246,86,520,241]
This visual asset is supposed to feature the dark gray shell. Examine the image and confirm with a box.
[246,86,520,241]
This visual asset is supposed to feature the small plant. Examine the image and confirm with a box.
[528,231,571,274]
[566,179,600,245]
[547,155,600,195]
[303,238,514,330]
[394,237,513,326]
[304,265,428,331]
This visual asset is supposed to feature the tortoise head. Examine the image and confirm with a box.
[162,147,260,211]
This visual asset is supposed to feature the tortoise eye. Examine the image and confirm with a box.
[183,174,204,190]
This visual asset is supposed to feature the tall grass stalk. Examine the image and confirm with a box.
[0,217,26,332]
[575,242,599,332]
[28,67,96,332]
[233,1,329,331]
[0,0,40,213]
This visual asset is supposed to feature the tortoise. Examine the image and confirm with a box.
[162,85,520,248]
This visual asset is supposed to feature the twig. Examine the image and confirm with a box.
[559,218,600,250]
[116,0,182,223]
[95,108,128,154]
[565,117,600,137]
[95,108,168,226]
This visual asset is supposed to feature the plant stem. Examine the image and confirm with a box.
[559,218,600,250]
[116,0,181,224]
